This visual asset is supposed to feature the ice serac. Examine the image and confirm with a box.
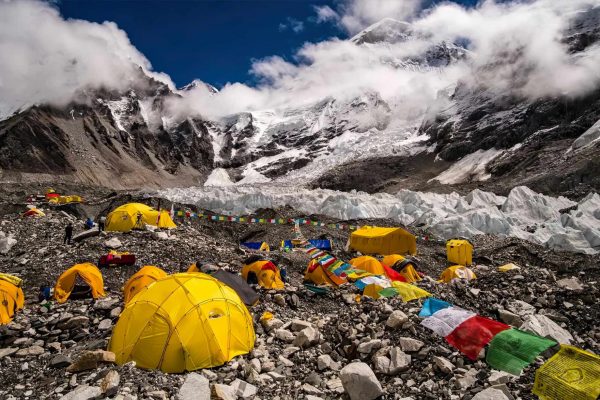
[159,185,600,254]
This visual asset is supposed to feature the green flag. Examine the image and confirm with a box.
[486,328,557,375]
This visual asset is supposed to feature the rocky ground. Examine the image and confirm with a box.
[0,187,598,400]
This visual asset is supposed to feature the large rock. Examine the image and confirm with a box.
[340,362,384,400]
[373,347,411,375]
[520,314,573,344]
[57,316,90,330]
[274,329,295,343]
[50,354,72,368]
[59,385,102,400]
[104,237,122,249]
[0,347,18,359]
[433,356,454,374]
[176,373,210,400]
[293,326,320,347]
[230,379,257,399]
[357,339,383,354]
[398,337,424,352]
[15,345,44,357]
[506,300,535,317]
[100,370,120,396]
[212,384,236,400]
[66,350,116,372]
[556,277,584,291]
[0,232,17,254]
[386,310,408,329]
[471,385,515,400]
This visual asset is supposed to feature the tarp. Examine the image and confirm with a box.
[439,265,476,283]
[487,328,557,375]
[533,345,600,400]
[419,298,452,318]
[446,239,473,266]
[350,226,417,256]
[0,273,22,287]
[498,263,521,272]
[123,266,167,305]
[445,315,510,361]
[0,280,24,325]
[241,242,270,251]
[241,260,285,290]
[54,263,105,303]
[282,239,332,251]
[212,270,260,306]
[106,203,176,232]
[109,273,255,373]
[421,307,476,337]
[22,208,45,217]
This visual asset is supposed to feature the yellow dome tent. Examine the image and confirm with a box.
[241,260,284,290]
[382,254,422,283]
[105,203,176,232]
[54,263,106,303]
[439,265,477,283]
[109,273,255,373]
[0,279,24,325]
[350,256,386,276]
[350,226,417,256]
[304,259,346,286]
[446,239,473,266]
[123,266,167,305]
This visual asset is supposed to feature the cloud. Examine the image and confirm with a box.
[0,0,174,118]
[337,0,424,33]
[313,5,339,23]
[279,17,305,33]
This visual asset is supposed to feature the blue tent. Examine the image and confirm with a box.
[241,242,270,251]
[282,239,332,251]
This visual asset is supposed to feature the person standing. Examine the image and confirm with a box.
[98,216,106,232]
[64,223,73,245]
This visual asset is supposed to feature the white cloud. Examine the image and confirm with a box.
[279,17,305,33]
[338,0,423,33]
[0,0,174,118]
[313,5,339,23]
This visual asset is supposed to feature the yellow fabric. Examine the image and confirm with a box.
[0,273,23,287]
[381,254,422,283]
[241,260,285,290]
[498,263,520,272]
[123,266,167,305]
[391,281,432,302]
[259,242,270,252]
[109,273,255,373]
[54,263,106,303]
[0,280,24,325]
[23,208,45,217]
[260,311,273,322]
[187,263,200,273]
[439,265,477,283]
[350,226,417,256]
[346,271,375,280]
[106,203,176,232]
[304,260,345,286]
[533,345,600,400]
[363,284,385,299]
[48,195,83,204]
[446,240,473,266]
[108,250,130,257]
[350,256,386,275]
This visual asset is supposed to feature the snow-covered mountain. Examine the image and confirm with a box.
[1,12,600,198]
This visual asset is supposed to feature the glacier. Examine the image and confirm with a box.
[158,185,600,255]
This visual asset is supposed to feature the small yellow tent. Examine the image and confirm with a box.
[350,256,386,276]
[439,265,477,283]
[109,273,255,373]
[382,254,422,283]
[0,280,25,325]
[304,259,346,286]
[241,260,284,290]
[105,203,176,232]
[22,208,45,217]
[350,226,416,256]
[446,239,473,266]
[123,266,167,305]
[54,263,106,303]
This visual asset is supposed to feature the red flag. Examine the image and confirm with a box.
[383,265,407,282]
[446,316,510,360]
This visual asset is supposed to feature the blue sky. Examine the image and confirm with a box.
[58,0,481,88]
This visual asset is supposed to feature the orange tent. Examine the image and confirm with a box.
[123,266,167,304]
[304,259,346,286]
[0,280,24,325]
[382,254,422,283]
[54,263,105,303]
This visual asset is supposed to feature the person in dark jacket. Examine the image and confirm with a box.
[64,223,73,245]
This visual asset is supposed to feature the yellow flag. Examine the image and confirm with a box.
[533,345,600,400]
[391,281,431,302]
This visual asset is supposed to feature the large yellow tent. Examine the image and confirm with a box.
[123,266,167,305]
[105,203,176,232]
[241,260,285,290]
[304,259,346,286]
[109,273,255,373]
[446,239,473,266]
[0,280,24,325]
[350,256,386,276]
[382,254,422,283]
[350,226,416,256]
[54,263,106,303]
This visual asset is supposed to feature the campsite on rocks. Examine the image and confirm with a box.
[1,0,600,399]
